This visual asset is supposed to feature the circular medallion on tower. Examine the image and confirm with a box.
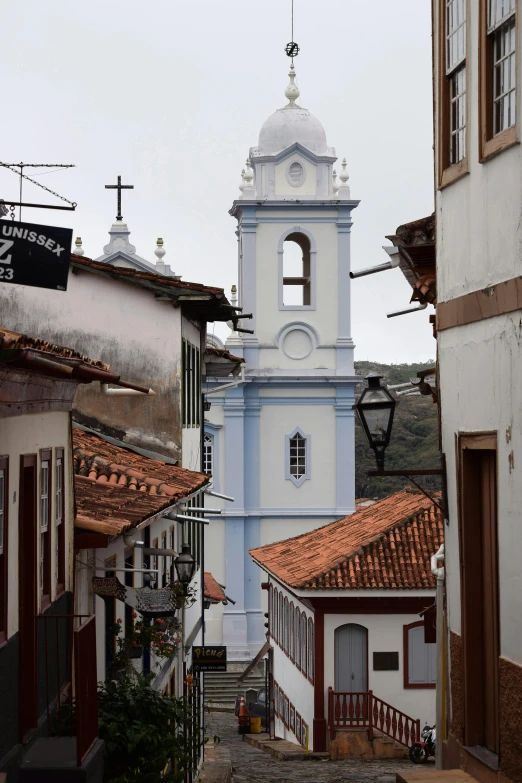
[277,322,317,360]
[286,161,305,187]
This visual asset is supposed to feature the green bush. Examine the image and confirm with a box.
[98,676,191,783]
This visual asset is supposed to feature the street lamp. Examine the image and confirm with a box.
[354,373,396,470]
[174,543,196,593]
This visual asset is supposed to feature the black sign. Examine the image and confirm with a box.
[0,219,72,291]
[192,645,227,672]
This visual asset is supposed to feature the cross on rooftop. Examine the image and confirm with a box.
[105,175,134,221]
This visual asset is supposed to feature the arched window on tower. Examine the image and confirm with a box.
[282,233,311,306]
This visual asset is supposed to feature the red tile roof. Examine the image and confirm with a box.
[73,429,209,536]
[71,254,224,296]
[0,327,108,369]
[250,490,443,590]
[204,572,227,604]
[0,327,150,393]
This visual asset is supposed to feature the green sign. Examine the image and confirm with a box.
[192,645,227,672]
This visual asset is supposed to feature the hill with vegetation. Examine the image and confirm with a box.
[353,361,440,499]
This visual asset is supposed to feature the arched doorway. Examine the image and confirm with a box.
[334,623,368,692]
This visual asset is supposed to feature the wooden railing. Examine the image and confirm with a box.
[328,688,420,747]
[38,614,98,765]
[74,616,99,765]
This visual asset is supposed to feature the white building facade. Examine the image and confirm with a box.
[432,1,522,780]
[205,66,359,659]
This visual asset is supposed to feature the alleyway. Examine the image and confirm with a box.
[207,712,419,783]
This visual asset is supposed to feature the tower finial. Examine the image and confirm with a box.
[285,65,300,107]
[74,236,84,256]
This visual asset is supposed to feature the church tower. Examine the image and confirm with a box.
[204,65,359,659]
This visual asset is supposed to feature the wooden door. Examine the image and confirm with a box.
[334,623,368,692]
[19,455,38,741]
[460,438,499,753]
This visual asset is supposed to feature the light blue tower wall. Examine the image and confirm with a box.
[205,194,359,660]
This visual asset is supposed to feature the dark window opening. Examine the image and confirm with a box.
[283,233,311,306]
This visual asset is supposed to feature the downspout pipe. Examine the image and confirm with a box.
[431,544,445,770]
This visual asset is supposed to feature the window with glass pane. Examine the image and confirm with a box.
[489,0,516,135]
[290,603,294,659]
[295,609,301,668]
[445,0,467,164]
[40,458,51,598]
[308,619,314,681]
[289,433,306,480]
[301,613,307,678]
[203,433,213,475]
[55,453,65,588]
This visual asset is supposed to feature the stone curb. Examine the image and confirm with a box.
[243,733,330,762]
[198,742,232,783]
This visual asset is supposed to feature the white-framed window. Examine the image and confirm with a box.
[446,0,467,164]
[286,427,310,488]
[40,452,51,601]
[203,433,213,475]
[308,618,314,682]
[55,452,64,587]
[182,339,201,428]
[301,612,307,678]
[489,0,516,134]
[405,622,437,687]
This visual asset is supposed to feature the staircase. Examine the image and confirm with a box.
[328,689,418,760]
[204,663,266,710]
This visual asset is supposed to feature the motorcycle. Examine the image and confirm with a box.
[409,724,436,764]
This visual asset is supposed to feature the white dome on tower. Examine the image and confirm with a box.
[254,65,329,157]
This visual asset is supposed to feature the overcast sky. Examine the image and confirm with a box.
[2,1,435,363]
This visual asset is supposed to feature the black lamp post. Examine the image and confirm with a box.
[353,373,396,470]
[174,543,196,594]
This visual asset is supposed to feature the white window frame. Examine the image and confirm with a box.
[55,455,63,584]
[488,0,516,135]
[445,0,467,164]
[286,427,311,488]
[203,433,213,476]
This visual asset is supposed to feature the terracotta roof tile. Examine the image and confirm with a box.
[71,254,224,296]
[204,572,226,604]
[73,429,209,536]
[250,489,444,590]
[0,327,109,369]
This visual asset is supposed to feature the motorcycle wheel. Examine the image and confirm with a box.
[409,744,429,764]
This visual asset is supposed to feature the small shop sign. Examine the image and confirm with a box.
[0,219,72,290]
[192,645,227,672]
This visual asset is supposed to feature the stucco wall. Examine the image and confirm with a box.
[259,403,336,508]
[0,410,73,636]
[274,154,317,198]
[270,584,315,746]
[434,0,522,303]
[438,313,522,663]
[0,268,186,461]
[254,220,340,346]
[324,612,436,727]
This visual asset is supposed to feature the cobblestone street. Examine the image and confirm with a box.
[207,712,422,783]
